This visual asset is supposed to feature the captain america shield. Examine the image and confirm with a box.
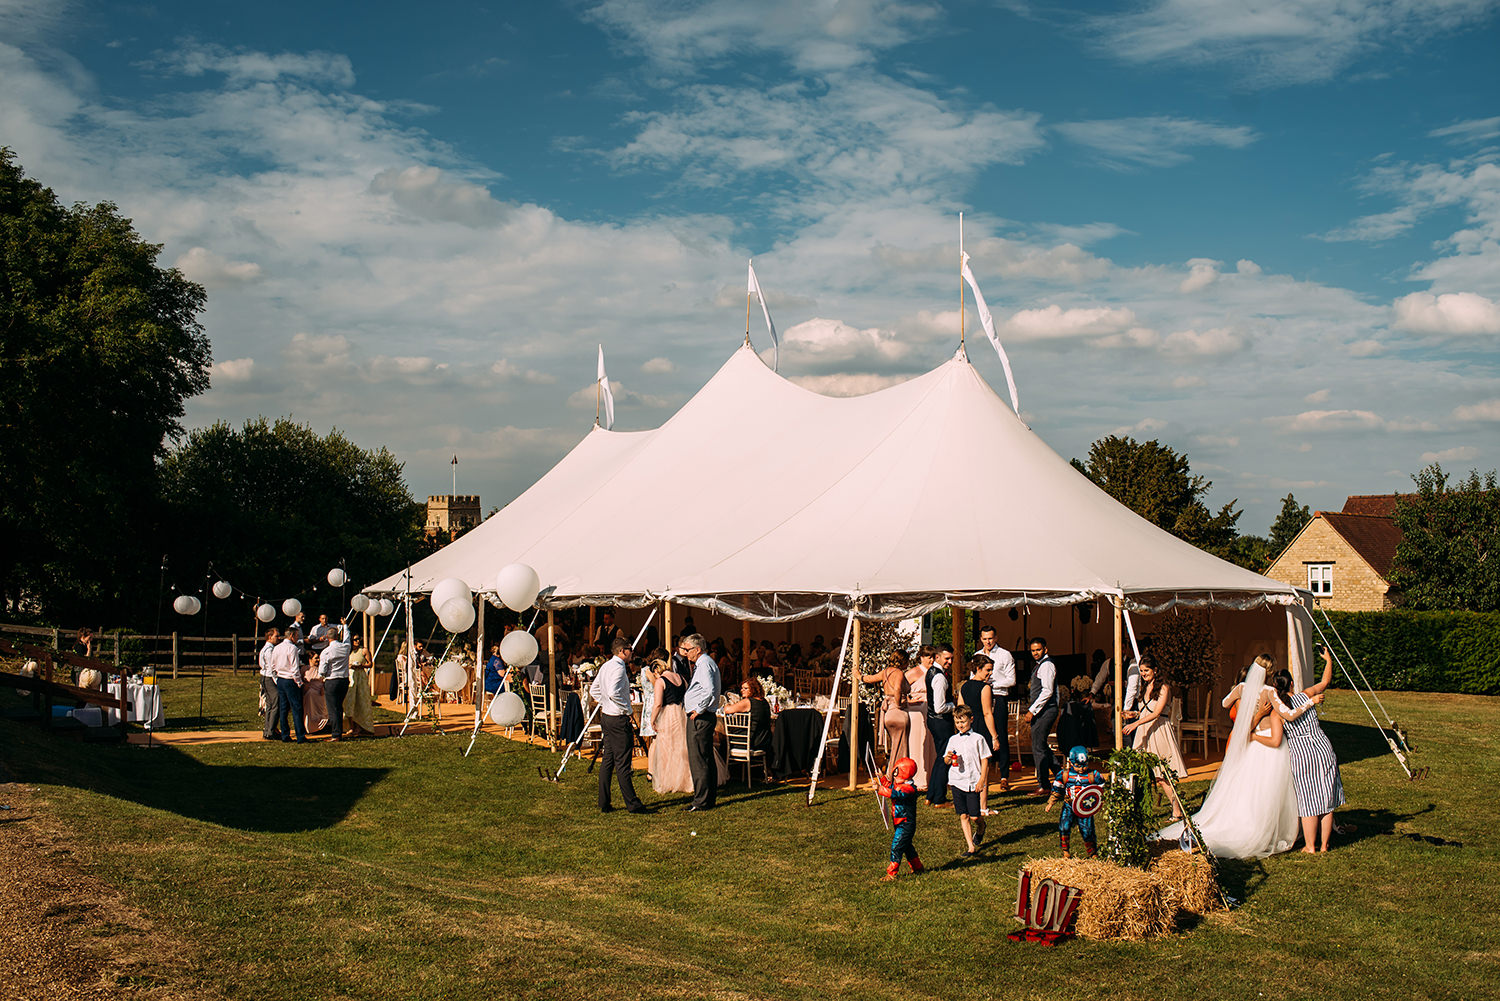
[1070,784,1104,817]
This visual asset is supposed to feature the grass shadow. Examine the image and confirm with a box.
[0,721,386,834]
[1321,719,1393,765]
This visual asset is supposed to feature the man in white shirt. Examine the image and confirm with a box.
[680,633,720,812]
[308,614,333,656]
[591,637,646,813]
[1023,637,1059,794]
[976,625,1016,787]
[271,626,307,743]
[925,645,957,808]
[319,621,352,740]
[258,628,281,740]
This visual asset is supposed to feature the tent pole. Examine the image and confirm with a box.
[1113,597,1124,750]
[951,605,965,682]
[848,616,861,789]
[741,618,750,679]
[588,607,596,650]
[546,610,557,747]
[665,601,673,657]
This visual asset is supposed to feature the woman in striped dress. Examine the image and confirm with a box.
[1275,648,1345,853]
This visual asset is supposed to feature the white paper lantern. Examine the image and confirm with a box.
[212,580,232,599]
[488,691,526,726]
[350,594,370,613]
[495,563,541,611]
[327,568,347,587]
[281,598,302,617]
[173,594,201,615]
[499,629,539,668]
[431,576,472,611]
[438,596,476,633]
[434,660,468,692]
[256,603,276,623]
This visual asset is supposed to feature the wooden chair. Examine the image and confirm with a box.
[793,669,813,698]
[810,675,835,698]
[1175,685,1213,759]
[527,688,559,744]
[723,711,767,787]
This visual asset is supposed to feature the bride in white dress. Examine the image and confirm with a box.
[1160,662,1297,859]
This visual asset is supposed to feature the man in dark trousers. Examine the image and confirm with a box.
[1023,637,1060,795]
[681,633,720,812]
[591,637,646,813]
[925,644,956,808]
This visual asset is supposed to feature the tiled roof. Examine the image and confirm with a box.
[1319,512,1404,578]
[1341,494,1409,517]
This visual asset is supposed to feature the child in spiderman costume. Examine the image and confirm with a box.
[1045,745,1106,858]
[877,757,925,881]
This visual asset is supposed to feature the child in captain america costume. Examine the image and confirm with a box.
[1045,745,1106,858]
[877,757,925,881]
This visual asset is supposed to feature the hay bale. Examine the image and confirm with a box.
[1149,847,1224,917]
[1022,857,1174,941]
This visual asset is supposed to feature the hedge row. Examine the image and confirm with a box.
[1319,610,1500,695]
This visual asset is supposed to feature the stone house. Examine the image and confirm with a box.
[1264,495,1405,611]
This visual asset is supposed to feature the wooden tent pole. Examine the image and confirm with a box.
[951,605,966,682]
[588,607,596,649]
[1113,597,1124,750]
[741,618,750,678]
[664,601,673,655]
[547,610,558,746]
[848,616,861,789]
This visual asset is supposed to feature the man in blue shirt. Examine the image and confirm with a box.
[680,633,720,812]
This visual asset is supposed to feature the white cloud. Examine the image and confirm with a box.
[1161,326,1243,356]
[581,0,943,73]
[1172,375,1205,388]
[642,357,676,374]
[1112,417,1168,436]
[157,43,356,87]
[490,360,556,385]
[1305,388,1331,403]
[1054,116,1258,169]
[369,166,508,228]
[210,357,254,383]
[1194,433,1240,448]
[567,380,671,412]
[1420,445,1480,463]
[1236,259,1262,275]
[788,373,908,397]
[1001,304,1137,342]
[1266,409,1438,433]
[1347,339,1384,357]
[1179,258,1220,293]
[775,316,911,372]
[1092,0,1499,87]
[1392,291,1500,335]
[287,333,352,368]
[175,246,262,287]
[1453,399,1500,421]
[1430,116,1500,144]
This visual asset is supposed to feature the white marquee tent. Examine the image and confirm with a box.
[369,343,1301,622]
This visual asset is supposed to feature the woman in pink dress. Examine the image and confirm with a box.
[303,654,329,735]
[1122,655,1187,820]
[903,645,937,790]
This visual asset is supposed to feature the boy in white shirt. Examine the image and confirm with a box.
[942,706,992,856]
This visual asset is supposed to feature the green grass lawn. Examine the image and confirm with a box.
[1,687,1496,1001]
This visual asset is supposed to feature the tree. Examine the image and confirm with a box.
[0,149,210,620]
[1268,492,1312,556]
[156,418,427,631]
[1387,464,1500,612]
[1072,436,1242,560]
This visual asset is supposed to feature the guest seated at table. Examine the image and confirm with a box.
[808,634,826,660]
[722,677,776,781]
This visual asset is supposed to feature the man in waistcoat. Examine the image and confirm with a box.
[925,644,956,808]
[1023,637,1059,794]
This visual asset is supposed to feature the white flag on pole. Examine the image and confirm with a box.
[597,344,615,430]
[747,260,779,372]
[960,251,1020,415]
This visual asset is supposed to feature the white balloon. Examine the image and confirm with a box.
[256,603,276,623]
[499,629,539,668]
[438,596,476,633]
[173,594,201,615]
[430,576,472,611]
[350,594,370,613]
[282,598,302,617]
[495,563,541,612]
[434,660,468,692]
[327,568,347,587]
[489,691,526,726]
[212,580,232,599]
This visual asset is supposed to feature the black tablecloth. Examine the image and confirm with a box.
[771,708,822,779]
[836,705,875,774]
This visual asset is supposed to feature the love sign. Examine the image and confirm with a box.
[1009,868,1083,946]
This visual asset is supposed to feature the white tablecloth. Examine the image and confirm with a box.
[106,681,166,729]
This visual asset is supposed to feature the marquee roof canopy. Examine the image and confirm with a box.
[367,344,1297,621]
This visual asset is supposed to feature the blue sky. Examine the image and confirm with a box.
[4,0,1498,534]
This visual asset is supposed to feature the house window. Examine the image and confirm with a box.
[1307,563,1333,596]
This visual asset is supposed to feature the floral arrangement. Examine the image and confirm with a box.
[762,681,793,707]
